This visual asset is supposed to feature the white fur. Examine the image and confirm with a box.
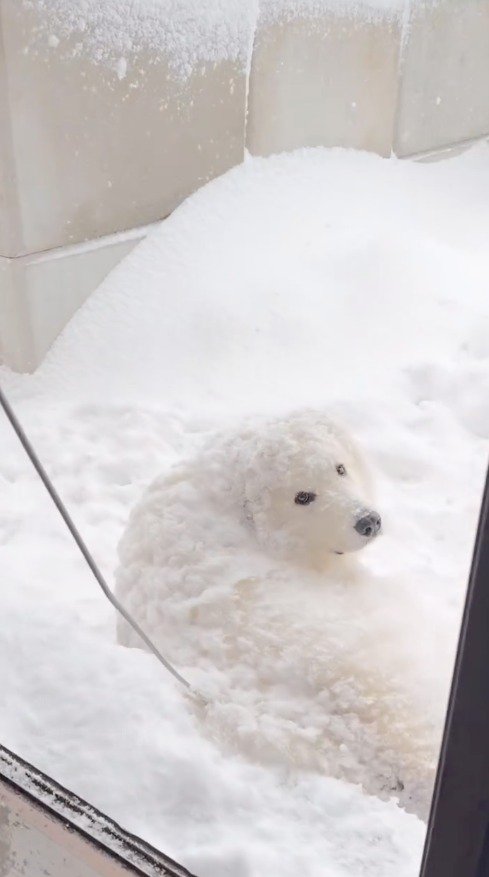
[115,410,447,818]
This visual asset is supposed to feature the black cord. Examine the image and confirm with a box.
[0,384,195,694]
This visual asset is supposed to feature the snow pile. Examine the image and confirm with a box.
[1,144,489,876]
[32,146,489,418]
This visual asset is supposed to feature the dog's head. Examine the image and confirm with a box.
[231,411,381,567]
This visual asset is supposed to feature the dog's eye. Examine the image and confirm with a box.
[294,491,317,506]
[336,464,347,476]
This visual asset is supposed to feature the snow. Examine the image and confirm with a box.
[260,0,406,26]
[25,0,259,80]
[24,0,434,80]
[1,144,489,876]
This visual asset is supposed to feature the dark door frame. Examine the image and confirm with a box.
[0,744,195,877]
[421,465,489,877]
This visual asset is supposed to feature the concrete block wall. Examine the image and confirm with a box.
[247,0,489,159]
[0,1,248,256]
[0,0,250,370]
[1,0,488,372]
[0,226,150,371]
[247,8,403,158]
[395,0,489,156]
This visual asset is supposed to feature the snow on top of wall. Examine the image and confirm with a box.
[23,0,259,80]
[259,0,407,25]
[23,0,413,81]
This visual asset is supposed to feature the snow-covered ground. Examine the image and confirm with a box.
[1,145,489,876]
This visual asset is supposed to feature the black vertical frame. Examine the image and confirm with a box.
[421,466,489,877]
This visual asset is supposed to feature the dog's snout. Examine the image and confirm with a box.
[354,511,381,539]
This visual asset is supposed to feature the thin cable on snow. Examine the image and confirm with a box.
[0,383,201,700]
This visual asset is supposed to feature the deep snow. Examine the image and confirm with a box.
[1,145,489,876]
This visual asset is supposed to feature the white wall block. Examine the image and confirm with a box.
[395,0,489,157]
[246,9,402,158]
[0,225,150,372]
[0,0,248,256]
[1,1,488,373]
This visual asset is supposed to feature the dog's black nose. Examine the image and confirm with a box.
[354,511,381,538]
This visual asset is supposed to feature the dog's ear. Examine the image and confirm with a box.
[162,468,188,487]
[150,462,192,490]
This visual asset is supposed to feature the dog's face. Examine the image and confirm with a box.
[240,412,381,567]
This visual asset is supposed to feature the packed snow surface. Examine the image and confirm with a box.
[1,145,489,876]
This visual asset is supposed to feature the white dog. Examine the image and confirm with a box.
[115,410,447,818]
